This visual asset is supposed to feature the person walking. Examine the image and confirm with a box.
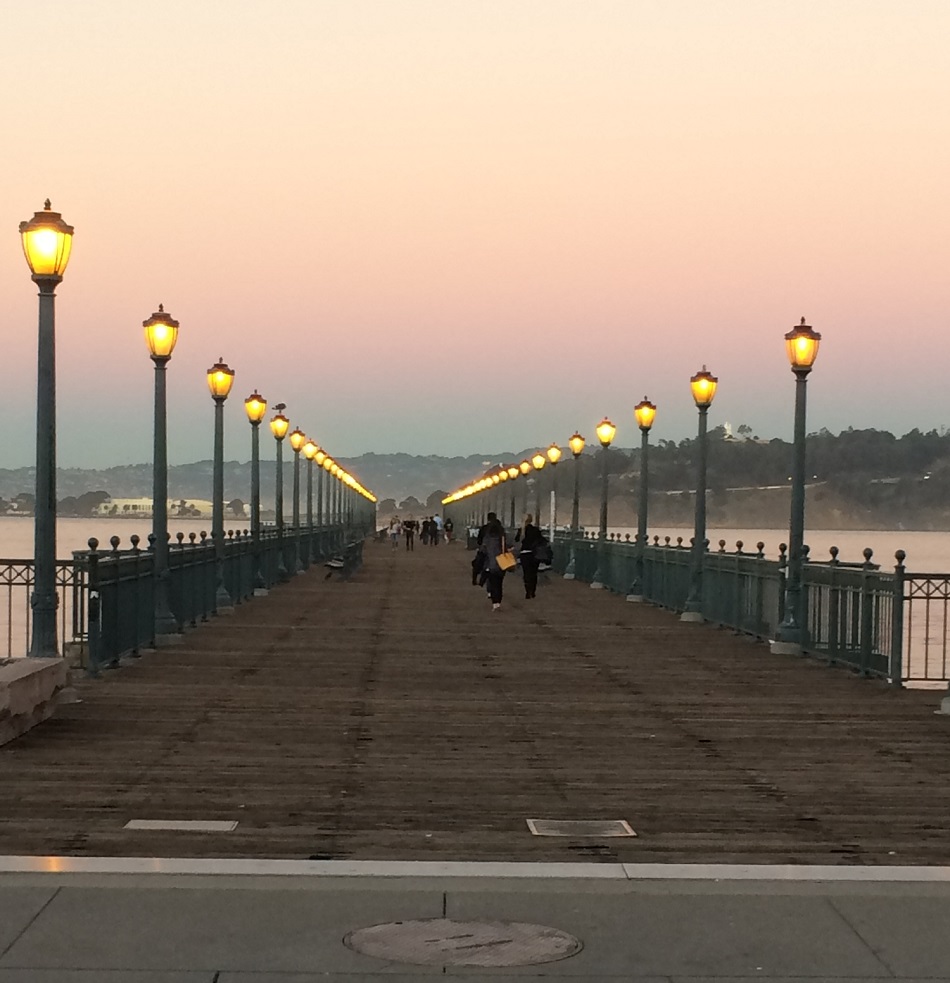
[403,515,417,551]
[479,512,508,611]
[516,512,544,599]
[389,516,402,550]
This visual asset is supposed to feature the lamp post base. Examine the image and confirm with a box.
[253,587,270,597]
[680,610,703,623]
[563,572,575,580]
[626,593,644,603]
[590,580,605,590]
[770,639,802,656]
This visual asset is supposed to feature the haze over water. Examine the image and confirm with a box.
[1,518,948,573]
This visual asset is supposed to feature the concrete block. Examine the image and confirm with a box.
[0,657,67,746]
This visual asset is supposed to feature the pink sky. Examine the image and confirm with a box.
[1,0,947,468]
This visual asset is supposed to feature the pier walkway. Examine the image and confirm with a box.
[5,538,950,980]
[3,535,950,864]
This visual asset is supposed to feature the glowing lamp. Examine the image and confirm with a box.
[785,316,821,372]
[289,428,306,453]
[143,304,179,360]
[207,358,235,401]
[531,452,546,471]
[245,391,267,424]
[499,470,508,482]
[20,200,73,279]
[690,366,718,408]
[270,404,290,440]
[596,418,617,448]
[634,397,657,432]
[519,460,531,475]
[507,465,519,480]
[492,474,500,485]
[303,440,317,459]
[569,432,585,457]
[546,443,562,465]
[323,456,334,471]
[315,449,327,465]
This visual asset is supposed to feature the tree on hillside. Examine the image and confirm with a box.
[399,496,422,512]
[75,490,110,515]
[228,498,246,518]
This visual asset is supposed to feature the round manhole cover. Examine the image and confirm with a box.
[343,917,583,967]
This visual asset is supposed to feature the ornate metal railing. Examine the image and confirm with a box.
[0,558,86,663]
[552,531,947,687]
[0,520,368,671]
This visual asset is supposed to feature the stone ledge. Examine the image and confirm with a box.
[0,658,67,747]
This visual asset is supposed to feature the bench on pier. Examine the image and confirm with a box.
[324,541,364,581]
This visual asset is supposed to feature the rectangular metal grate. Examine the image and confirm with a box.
[526,819,636,837]
[123,820,238,832]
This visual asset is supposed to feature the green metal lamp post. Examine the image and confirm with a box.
[682,367,717,621]
[507,465,519,528]
[531,452,546,524]
[519,460,531,521]
[303,439,317,569]
[244,391,268,594]
[208,358,236,613]
[20,201,74,658]
[288,428,306,573]
[270,405,290,580]
[563,432,585,580]
[315,449,326,530]
[627,398,657,602]
[772,318,822,654]
[590,418,617,590]
[546,443,562,539]
[143,303,181,642]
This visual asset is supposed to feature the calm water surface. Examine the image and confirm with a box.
[2,518,950,571]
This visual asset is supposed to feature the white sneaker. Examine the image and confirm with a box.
[492,603,501,611]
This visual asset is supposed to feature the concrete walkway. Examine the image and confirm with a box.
[3,862,950,980]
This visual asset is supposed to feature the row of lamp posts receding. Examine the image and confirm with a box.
[442,323,820,653]
[19,201,376,658]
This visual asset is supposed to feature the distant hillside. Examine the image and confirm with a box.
[0,451,539,508]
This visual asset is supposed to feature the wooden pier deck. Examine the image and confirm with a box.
[2,537,950,864]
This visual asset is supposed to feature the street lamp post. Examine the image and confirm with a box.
[303,439,317,570]
[270,405,290,580]
[289,428,306,573]
[531,452,546,525]
[244,391,268,594]
[590,418,617,589]
[772,318,822,654]
[507,465,519,528]
[627,398,657,602]
[546,443,562,539]
[208,358,235,613]
[20,201,74,658]
[682,367,718,621]
[563,432,585,580]
[519,460,531,521]
[143,304,181,641]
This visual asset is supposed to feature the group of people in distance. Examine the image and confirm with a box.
[387,514,454,550]
[472,512,550,611]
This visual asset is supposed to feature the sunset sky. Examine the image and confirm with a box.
[1,0,947,469]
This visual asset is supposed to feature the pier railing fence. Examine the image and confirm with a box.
[0,521,364,671]
[552,531,949,687]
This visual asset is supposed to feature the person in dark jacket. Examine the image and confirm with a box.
[516,513,544,599]
[479,512,508,610]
